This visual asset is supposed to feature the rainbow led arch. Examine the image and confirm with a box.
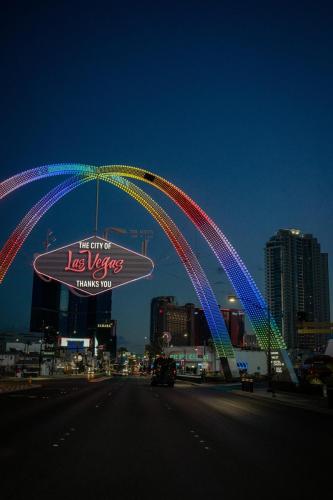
[101,174,236,369]
[0,174,236,367]
[0,164,298,382]
[0,175,94,282]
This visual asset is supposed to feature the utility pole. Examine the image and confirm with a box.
[228,294,277,396]
[95,177,100,235]
[267,306,272,393]
[44,229,56,250]
[39,335,43,376]
[103,227,153,256]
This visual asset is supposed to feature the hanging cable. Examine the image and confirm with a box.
[95,176,100,235]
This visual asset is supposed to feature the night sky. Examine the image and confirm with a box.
[1,0,332,352]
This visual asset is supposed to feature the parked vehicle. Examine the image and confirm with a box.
[151,356,176,387]
[299,354,333,384]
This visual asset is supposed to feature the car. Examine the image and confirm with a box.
[151,357,176,387]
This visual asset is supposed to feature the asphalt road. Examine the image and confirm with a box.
[0,376,331,500]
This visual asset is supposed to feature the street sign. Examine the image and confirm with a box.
[297,322,333,335]
[34,235,154,296]
[162,332,172,343]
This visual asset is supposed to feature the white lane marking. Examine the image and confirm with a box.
[52,444,59,447]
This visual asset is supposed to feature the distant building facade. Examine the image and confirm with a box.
[150,296,244,349]
[242,333,259,349]
[265,229,330,351]
[193,307,245,347]
[30,271,117,357]
[30,272,61,343]
[150,296,195,347]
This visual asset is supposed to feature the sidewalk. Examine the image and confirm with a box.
[179,379,333,415]
[0,373,113,393]
[232,387,333,415]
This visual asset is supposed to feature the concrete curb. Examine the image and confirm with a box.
[88,376,112,383]
[176,379,204,387]
[232,389,333,416]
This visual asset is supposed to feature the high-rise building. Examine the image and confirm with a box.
[194,307,245,347]
[30,272,61,343]
[265,229,330,351]
[30,271,117,357]
[150,297,195,347]
[150,296,244,348]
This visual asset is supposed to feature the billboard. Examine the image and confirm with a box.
[34,236,154,296]
[59,337,91,348]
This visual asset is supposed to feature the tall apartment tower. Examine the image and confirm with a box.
[150,297,245,349]
[30,271,61,343]
[265,229,330,351]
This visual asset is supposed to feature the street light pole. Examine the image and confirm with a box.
[267,305,273,393]
[183,333,188,374]
[39,338,43,376]
[228,294,275,395]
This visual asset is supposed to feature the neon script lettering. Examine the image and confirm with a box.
[65,250,124,280]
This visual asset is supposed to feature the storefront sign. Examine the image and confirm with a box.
[34,236,154,296]
[59,337,91,348]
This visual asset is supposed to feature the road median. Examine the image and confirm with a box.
[0,381,42,394]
